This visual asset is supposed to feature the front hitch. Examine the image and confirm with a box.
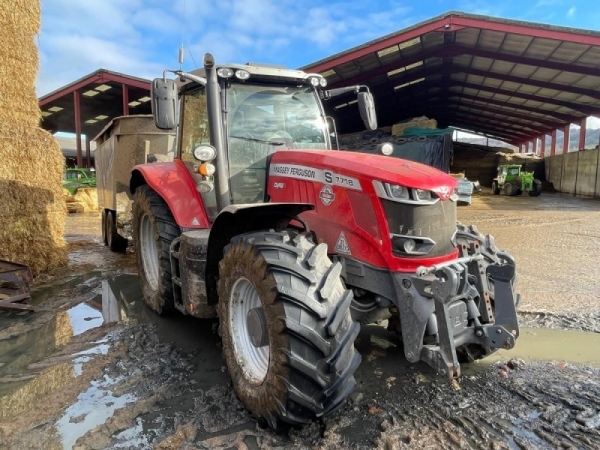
[393,256,519,379]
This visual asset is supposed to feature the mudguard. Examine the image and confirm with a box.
[204,203,314,304]
[130,159,210,228]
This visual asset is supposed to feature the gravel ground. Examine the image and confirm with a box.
[0,193,598,449]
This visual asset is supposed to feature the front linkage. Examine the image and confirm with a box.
[392,224,519,378]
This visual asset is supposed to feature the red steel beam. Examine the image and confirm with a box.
[85,136,91,168]
[453,66,600,101]
[122,84,130,116]
[304,17,452,72]
[422,105,535,137]
[563,123,570,153]
[305,13,600,74]
[73,90,82,168]
[447,92,577,123]
[579,117,587,150]
[449,44,600,78]
[440,99,559,129]
[541,134,547,157]
[39,70,150,106]
[448,105,552,135]
[451,15,600,47]
[551,130,557,156]
[438,114,527,140]
[450,80,599,116]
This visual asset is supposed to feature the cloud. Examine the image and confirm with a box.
[567,6,576,18]
[37,0,417,95]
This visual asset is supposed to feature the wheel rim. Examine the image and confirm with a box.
[229,277,270,384]
[139,213,159,291]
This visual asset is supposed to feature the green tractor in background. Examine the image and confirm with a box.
[492,164,542,197]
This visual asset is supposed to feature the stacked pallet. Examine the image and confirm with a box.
[0,1,67,274]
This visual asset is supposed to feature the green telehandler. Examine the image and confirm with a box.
[492,164,542,197]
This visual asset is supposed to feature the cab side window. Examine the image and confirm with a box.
[179,87,210,161]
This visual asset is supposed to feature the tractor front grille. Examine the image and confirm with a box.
[381,198,457,258]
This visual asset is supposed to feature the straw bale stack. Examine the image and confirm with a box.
[0,0,67,274]
[392,116,438,136]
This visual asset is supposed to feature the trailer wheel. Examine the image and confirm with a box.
[101,209,108,246]
[218,230,360,430]
[455,223,517,363]
[132,185,180,315]
[106,210,128,252]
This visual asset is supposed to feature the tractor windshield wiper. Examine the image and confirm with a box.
[230,135,284,146]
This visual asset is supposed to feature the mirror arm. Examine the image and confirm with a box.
[323,85,370,100]
[163,69,207,86]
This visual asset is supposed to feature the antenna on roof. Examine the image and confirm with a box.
[179,0,186,69]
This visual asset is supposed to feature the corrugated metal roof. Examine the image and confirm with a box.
[302,11,600,144]
[38,69,152,138]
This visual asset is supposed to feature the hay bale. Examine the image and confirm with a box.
[0,0,67,274]
[392,116,438,136]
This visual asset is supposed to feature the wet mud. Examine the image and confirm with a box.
[0,194,598,449]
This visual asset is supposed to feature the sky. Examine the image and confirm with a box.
[38,0,600,129]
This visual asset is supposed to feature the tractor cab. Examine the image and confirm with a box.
[152,58,376,221]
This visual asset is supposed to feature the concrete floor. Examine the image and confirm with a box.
[458,191,600,315]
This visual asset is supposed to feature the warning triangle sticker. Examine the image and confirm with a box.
[334,232,351,255]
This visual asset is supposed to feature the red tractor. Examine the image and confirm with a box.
[129,53,519,430]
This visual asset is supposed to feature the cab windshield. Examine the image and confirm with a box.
[226,82,328,203]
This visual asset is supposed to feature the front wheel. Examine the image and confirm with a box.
[528,179,542,197]
[132,185,180,315]
[218,230,361,430]
[491,181,500,195]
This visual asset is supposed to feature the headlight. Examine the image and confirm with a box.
[373,180,439,205]
[319,77,327,87]
[388,184,409,200]
[235,69,250,80]
[377,142,394,156]
[193,145,217,161]
[217,67,234,78]
[309,76,320,86]
[415,189,431,200]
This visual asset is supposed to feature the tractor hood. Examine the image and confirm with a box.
[270,149,457,195]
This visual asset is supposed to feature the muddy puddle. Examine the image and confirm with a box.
[1,272,599,449]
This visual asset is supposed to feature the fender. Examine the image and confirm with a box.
[130,159,210,228]
[205,203,314,304]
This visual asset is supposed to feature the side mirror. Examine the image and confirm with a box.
[151,78,177,130]
[358,91,377,131]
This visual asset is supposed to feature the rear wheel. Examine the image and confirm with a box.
[218,230,360,430]
[132,185,180,315]
[106,210,127,252]
[504,182,519,196]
